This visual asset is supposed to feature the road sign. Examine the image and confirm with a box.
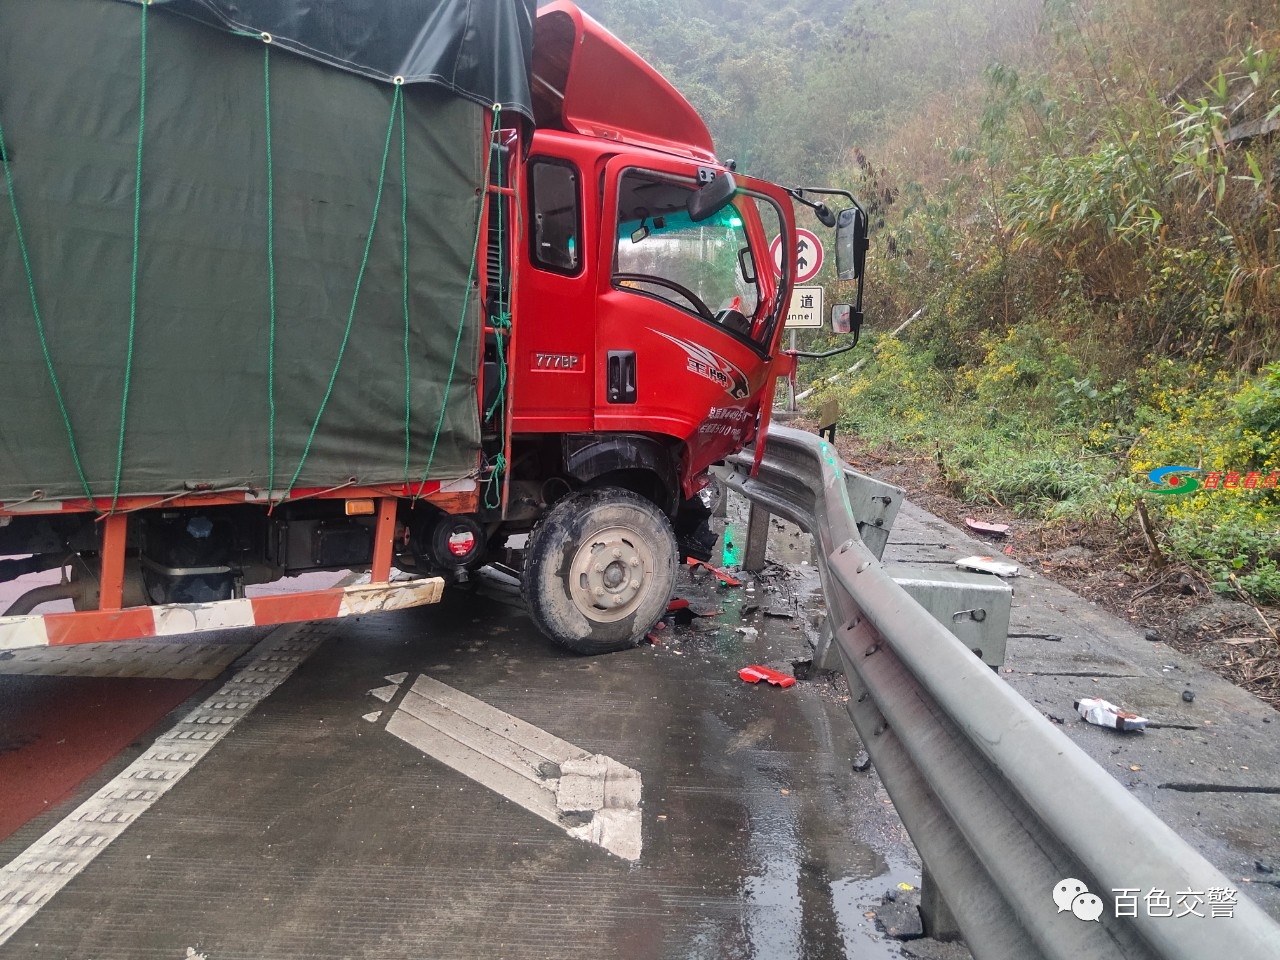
[770,229,824,284]
[784,285,824,328]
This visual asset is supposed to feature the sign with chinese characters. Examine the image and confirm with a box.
[784,285,824,329]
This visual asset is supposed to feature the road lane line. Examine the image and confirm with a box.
[376,674,643,861]
[0,622,330,947]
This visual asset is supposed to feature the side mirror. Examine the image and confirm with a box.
[835,206,869,282]
[831,304,852,334]
[687,172,738,223]
[832,303,863,341]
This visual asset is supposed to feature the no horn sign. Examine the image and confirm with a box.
[771,229,824,284]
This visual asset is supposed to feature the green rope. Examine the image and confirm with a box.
[111,0,149,512]
[264,42,278,501]
[400,92,412,483]
[0,117,97,505]
[483,453,506,510]
[280,85,404,502]
[415,107,503,492]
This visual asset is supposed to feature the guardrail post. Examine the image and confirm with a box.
[811,613,843,673]
[920,866,963,942]
[743,501,770,573]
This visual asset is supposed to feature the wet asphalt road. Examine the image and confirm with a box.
[0,561,923,960]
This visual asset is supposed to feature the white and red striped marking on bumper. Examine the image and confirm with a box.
[0,578,445,652]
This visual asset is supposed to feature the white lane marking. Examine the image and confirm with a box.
[362,711,383,724]
[374,674,643,861]
[385,672,408,685]
[0,639,252,680]
[0,623,330,947]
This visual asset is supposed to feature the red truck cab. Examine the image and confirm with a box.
[509,2,799,500]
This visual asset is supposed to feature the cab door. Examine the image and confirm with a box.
[510,149,596,434]
[593,154,795,472]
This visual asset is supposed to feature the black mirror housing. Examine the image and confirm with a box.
[687,172,738,223]
[835,206,869,282]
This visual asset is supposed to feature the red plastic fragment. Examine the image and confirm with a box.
[666,598,691,612]
[738,665,796,688]
[965,518,1010,537]
[686,558,741,587]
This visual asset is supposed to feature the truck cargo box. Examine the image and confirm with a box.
[0,0,533,504]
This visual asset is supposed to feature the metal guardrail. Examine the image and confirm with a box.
[726,426,1280,960]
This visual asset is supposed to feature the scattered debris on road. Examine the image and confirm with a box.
[955,556,1021,577]
[1074,696,1149,731]
[875,886,925,940]
[686,558,742,586]
[965,518,1010,538]
[738,665,796,688]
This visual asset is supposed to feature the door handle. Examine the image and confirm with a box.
[607,351,637,404]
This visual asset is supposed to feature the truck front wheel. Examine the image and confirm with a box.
[522,487,677,655]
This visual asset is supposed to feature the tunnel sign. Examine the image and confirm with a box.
[784,285,824,328]
[770,229,824,284]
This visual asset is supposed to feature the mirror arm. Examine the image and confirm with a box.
[793,187,869,237]
[792,186,860,208]
[786,188,838,228]
[786,339,859,360]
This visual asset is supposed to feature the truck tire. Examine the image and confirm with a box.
[522,487,677,655]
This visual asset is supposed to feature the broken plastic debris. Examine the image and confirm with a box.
[1074,697,1148,732]
[666,598,690,613]
[687,558,741,586]
[956,556,1021,577]
[738,665,796,688]
[965,517,1010,537]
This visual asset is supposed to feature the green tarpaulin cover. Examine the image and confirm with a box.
[0,0,502,502]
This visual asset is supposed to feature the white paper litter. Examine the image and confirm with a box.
[1073,697,1148,732]
[955,556,1021,577]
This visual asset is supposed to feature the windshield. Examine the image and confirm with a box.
[613,170,763,341]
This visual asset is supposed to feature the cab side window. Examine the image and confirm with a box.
[613,169,763,342]
[529,160,581,274]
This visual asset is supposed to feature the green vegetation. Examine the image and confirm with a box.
[563,0,1280,601]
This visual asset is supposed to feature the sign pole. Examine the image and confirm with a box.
[788,329,798,411]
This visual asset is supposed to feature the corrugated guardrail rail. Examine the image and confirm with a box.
[726,426,1280,960]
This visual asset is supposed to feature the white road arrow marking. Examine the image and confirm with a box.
[366,684,400,703]
[369,674,643,861]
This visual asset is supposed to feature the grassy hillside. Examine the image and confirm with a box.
[552,0,1280,608]
[818,0,1280,606]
